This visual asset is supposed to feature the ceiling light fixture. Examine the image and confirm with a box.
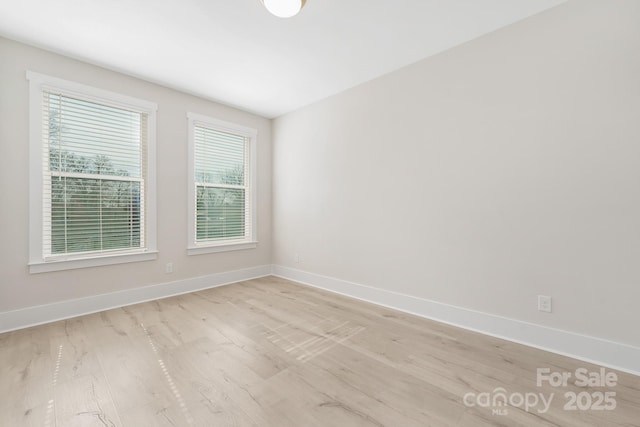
[261,0,306,18]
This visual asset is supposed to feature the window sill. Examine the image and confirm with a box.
[29,250,159,274]
[187,241,257,256]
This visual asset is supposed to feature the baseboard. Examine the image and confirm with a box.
[0,265,271,333]
[272,265,640,377]
[3,264,639,377]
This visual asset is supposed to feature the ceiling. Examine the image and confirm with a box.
[0,0,566,118]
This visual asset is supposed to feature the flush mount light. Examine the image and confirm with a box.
[261,0,306,18]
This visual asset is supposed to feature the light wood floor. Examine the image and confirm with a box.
[1,276,638,426]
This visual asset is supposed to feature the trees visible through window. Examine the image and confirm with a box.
[45,93,145,255]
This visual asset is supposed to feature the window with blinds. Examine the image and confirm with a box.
[187,113,257,253]
[28,71,157,272]
[43,92,146,257]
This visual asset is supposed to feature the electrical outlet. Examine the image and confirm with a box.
[538,295,552,313]
[294,253,300,263]
[165,262,173,274]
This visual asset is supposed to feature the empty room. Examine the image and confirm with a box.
[1,0,639,425]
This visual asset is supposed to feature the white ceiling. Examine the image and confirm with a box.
[0,0,566,118]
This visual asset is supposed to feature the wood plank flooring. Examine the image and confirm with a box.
[1,276,638,426]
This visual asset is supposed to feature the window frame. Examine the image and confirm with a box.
[27,71,158,273]
[187,112,258,255]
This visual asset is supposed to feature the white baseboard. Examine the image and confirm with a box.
[272,265,640,377]
[3,264,639,377]
[0,265,271,334]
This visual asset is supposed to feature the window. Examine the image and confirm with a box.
[28,72,157,273]
[187,113,257,254]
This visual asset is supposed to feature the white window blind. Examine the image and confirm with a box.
[41,90,147,259]
[193,124,252,244]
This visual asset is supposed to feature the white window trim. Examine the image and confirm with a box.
[27,71,158,273]
[186,112,258,255]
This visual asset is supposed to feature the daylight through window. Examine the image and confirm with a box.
[43,92,146,256]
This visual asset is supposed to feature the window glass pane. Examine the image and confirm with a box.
[45,91,145,258]
[50,177,141,254]
[47,93,141,178]
[194,126,245,185]
[196,187,245,241]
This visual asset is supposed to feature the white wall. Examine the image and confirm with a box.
[272,0,640,347]
[0,37,272,313]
